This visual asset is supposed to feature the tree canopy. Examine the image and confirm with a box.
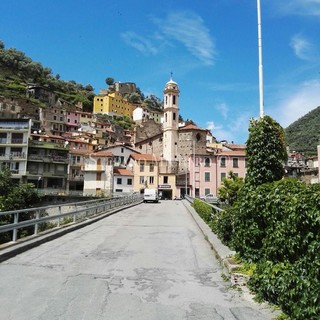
[245,115,287,187]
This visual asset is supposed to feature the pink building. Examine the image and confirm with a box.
[188,143,246,197]
[66,111,80,132]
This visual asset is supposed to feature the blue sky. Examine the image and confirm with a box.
[1,0,320,144]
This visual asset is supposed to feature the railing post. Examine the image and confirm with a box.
[73,204,77,223]
[13,212,19,242]
[57,206,61,227]
[34,209,40,236]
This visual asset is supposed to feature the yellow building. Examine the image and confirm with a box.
[93,91,135,119]
[127,153,160,193]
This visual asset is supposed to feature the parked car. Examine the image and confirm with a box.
[200,194,219,204]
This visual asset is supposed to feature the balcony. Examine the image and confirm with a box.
[29,140,69,150]
[68,174,84,181]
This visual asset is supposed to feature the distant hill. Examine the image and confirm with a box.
[285,106,320,156]
[0,40,95,112]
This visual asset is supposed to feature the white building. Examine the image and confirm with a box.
[0,118,31,183]
[113,168,134,194]
[83,150,113,196]
[103,144,140,167]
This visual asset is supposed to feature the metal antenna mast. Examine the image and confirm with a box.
[257,0,264,118]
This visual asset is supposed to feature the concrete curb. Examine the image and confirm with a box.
[0,200,143,263]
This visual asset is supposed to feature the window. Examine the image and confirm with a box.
[221,172,226,181]
[204,172,210,182]
[139,176,145,184]
[127,178,132,185]
[233,173,239,177]
[121,147,124,153]
[0,133,7,143]
[140,162,145,172]
[97,172,101,181]
[117,178,122,185]
[173,95,176,104]
[163,176,168,184]
[233,158,239,168]
[204,188,210,195]
[220,157,226,167]
[173,112,176,120]
[11,133,23,144]
[205,158,210,167]
[149,176,154,184]
[149,163,154,172]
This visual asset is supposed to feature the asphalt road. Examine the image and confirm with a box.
[0,200,277,320]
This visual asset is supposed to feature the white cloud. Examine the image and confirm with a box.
[206,121,234,142]
[156,11,216,65]
[206,113,250,144]
[270,80,320,128]
[215,102,229,119]
[122,11,217,66]
[272,0,320,16]
[290,33,315,60]
[121,32,158,56]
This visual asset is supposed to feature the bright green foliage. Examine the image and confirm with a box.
[0,166,14,197]
[210,207,235,244]
[192,199,213,223]
[227,179,320,319]
[246,116,287,187]
[1,183,41,211]
[218,171,244,205]
[0,168,42,243]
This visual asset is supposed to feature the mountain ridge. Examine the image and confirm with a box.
[285,105,320,156]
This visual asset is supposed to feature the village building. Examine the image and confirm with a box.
[83,150,113,196]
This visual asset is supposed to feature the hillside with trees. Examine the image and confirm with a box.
[285,106,320,156]
[0,40,94,112]
[0,41,166,130]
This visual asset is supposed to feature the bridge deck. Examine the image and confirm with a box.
[0,200,277,320]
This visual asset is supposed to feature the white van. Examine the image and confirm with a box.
[144,188,159,203]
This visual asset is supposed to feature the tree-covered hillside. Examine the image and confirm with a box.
[285,106,320,156]
[0,40,95,112]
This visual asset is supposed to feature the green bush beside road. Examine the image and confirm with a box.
[192,178,320,319]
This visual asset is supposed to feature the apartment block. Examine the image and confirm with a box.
[0,119,31,182]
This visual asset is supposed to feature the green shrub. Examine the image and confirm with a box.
[228,179,320,319]
[192,199,213,223]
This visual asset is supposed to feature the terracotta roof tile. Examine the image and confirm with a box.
[130,153,161,161]
[114,168,134,176]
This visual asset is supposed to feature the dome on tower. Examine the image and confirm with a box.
[164,77,179,92]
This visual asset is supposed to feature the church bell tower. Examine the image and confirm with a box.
[162,77,179,162]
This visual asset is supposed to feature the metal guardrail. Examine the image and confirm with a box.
[0,194,143,243]
[185,195,224,213]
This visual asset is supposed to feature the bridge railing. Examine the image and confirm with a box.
[0,194,143,244]
[185,195,224,216]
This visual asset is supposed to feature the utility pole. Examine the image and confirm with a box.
[257,0,264,118]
